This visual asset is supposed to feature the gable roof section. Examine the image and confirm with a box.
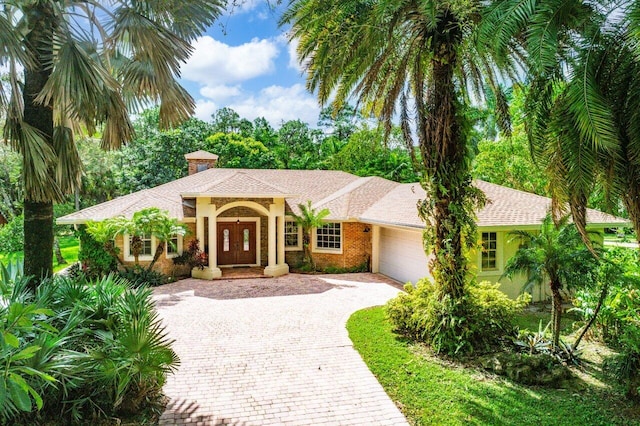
[359,180,628,229]
[182,170,292,198]
[58,167,628,228]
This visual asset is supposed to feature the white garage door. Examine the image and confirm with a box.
[379,227,432,285]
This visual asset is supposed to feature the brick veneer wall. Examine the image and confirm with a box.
[285,222,371,271]
[187,159,217,175]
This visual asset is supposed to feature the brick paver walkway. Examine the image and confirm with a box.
[154,273,408,426]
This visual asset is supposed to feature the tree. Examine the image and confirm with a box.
[117,112,214,193]
[486,0,639,245]
[205,133,280,169]
[87,208,187,272]
[276,120,322,169]
[282,0,518,303]
[503,215,600,348]
[330,126,418,183]
[211,107,253,136]
[0,1,224,284]
[131,208,187,272]
[290,201,330,269]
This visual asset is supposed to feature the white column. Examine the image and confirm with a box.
[192,199,221,279]
[371,225,380,273]
[267,208,277,268]
[264,198,289,277]
[195,198,207,252]
[208,204,218,269]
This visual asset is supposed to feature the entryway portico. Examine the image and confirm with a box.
[187,192,291,279]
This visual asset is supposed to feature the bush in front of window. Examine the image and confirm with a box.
[172,239,208,272]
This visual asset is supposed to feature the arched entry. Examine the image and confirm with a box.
[215,201,268,267]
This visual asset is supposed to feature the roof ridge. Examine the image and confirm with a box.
[313,177,372,209]
[233,170,290,193]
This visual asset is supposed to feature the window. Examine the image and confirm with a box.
[129,234,152,257]
[315,222,341,251]
[481,232,498,271]
[166,235,179,256]
[285,221,300,249]
[196,163,208,172]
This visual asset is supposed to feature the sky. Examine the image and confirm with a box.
[179,2,321,127]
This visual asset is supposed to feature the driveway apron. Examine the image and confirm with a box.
[154,273,409,425]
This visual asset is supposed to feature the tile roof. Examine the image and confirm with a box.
[58,167,628,229]
[359,180,628,229]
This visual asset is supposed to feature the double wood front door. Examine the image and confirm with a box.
[217,222,257,265]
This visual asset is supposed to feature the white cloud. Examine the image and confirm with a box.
[224,0,261,15]
[200,84,242,101]
[228,84,320,126]
[194,99,219,121]
[182,36,279,86]
[286,37,306,73]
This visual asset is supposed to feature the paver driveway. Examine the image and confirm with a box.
[154,273,409,426]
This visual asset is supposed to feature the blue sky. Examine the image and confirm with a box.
[179,2,321,127]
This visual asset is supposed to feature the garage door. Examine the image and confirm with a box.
[379,227,432,284]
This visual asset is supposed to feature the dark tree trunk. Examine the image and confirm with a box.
[24,201,54,282]
[573,282,608,350]
[550,279,563,348]
[418,10,469,301]
[148,243,164,272]
[22,5,55,285]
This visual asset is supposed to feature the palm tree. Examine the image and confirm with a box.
[282,0,520,300]
[503,215,600,348]
[0,1,224,285]
[132,208,187,272]
[290,201,330,270]
[485,0,640,248]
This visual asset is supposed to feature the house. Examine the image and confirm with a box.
[58,151,627,301]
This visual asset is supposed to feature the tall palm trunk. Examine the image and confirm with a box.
[550,278,563,348]
[23,5,55,285]
[419,11,470,301]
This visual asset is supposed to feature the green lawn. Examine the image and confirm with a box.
[0,235,79,273]
[347,306,638,426]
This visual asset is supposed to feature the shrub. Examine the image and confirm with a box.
[118,265,169,287]
[77,226,117,278]
[0,269,179,424]
[0,215,24,254]
[386,279,530,357]
[173,239,207,271]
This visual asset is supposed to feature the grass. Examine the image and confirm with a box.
[512,307,579,335]
[0,235,79,273]
[347,306,639,426]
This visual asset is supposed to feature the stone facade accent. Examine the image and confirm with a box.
[285,222,372,271]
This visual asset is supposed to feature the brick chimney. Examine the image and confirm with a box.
[184,150,219,175]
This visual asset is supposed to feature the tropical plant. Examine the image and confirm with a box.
[485,0,640,245]
[282,0,519,313]
[0,214,24,254]
[289,201,330,270]
[173,239,208,272]
[386,279,529,356]
[0,0,224,284]
[131,208,188,272]
[503,215,600,348]
[88,208,186,272]
[1,266,179,423]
